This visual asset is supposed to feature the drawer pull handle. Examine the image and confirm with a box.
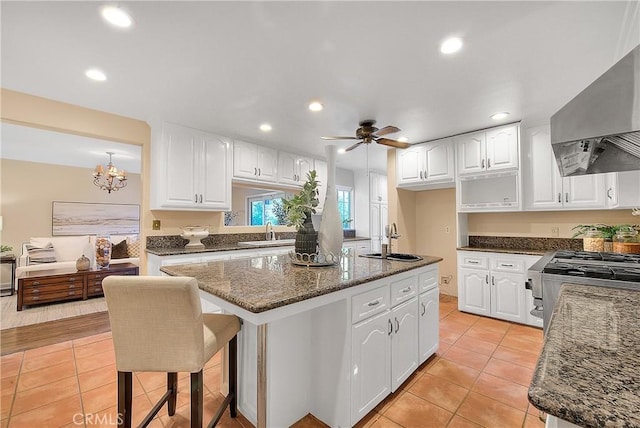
[388,319,393,336]
[367,300,380,307]
[69,277,76,282]
[421,302,426,316]
[32,296,39,300]
[395,318,400,333]
[481,159,485,169]
[468,260,479,264]
[500,263,514,267]
[33,281,40,286]
[32,289,39,293]
[69,285,75,289]
[401,286,412,293]
[492,276,495,286]
[69,291,75,296]
[485,274,489,284]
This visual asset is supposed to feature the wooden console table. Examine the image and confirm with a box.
[17,263,138,311]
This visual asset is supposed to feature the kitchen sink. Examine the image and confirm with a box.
[238,239,296,247]
[359,253,423,262]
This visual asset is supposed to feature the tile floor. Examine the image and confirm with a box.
[0,296,546,428]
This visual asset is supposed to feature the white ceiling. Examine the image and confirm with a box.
[1,1,639,172]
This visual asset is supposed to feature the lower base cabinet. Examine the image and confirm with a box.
[419,286,439,363]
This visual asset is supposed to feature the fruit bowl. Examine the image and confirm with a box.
[181,226,209,248]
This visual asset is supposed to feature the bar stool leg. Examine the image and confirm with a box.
[229,337,237,418]
[191,370,204,428]
[117,371,132,428]
[167,372,178,416]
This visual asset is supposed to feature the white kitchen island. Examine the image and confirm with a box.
[161,253,441,427]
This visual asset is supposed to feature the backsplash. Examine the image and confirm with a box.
[146,232,297,249]
[468,236,583,252]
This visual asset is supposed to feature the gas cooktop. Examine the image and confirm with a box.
[553,250,640,264]
[543,250,640,282]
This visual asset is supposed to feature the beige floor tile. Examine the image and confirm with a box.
[16,360,76,392]
[75,348,116,374]
[0,354,23,379]
[72,331,112,347]
[463,325,507,344]
[8,394,82,428]
[471,372,529,412]
[492,346,540,369]
[408,373,469,412]
[483,358,534,387]
[442,345,491,371]
[21,348,75,373]
[12,376,79,415]
[384,391,453,428]
[23,340,72,359]
[427,359,480,389]
[446,415,482,428]
[73,337,114,359]
[453,336,498,356]
[457,392,526,428]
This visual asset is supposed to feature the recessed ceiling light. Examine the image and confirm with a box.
[337,148,346,154]
[259,123,272,132]
[490,112,510,120]
[101,6,133,28]
[308,101,324,112]
[397,137,409,143]
[440,37,463,54]
[85,68,107,81]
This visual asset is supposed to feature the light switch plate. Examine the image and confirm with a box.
[152,220,161,230]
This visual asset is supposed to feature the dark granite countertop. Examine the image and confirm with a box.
[160,253,442,313]
[457,236,583,256]
[147,236,371,256]
[457,246,547,256]
[529,284,640,428]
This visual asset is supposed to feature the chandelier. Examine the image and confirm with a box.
[93,152,127,193]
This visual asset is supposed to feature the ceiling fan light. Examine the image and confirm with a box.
[337,148,346,154]
[308,101,323,112]
[101,6,133,28]
[440,37,463,54]
[397,137,409,143]
[490,112,510,120]
[85,68,107,81]
[259,123,272,132]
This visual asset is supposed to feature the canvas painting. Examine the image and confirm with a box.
[52,202,140,236]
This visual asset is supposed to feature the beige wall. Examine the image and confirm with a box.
[0,159,141,254]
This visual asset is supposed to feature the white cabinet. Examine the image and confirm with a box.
[458,251,539,326]
[606,171,640,209]
[370,172,388,204]
[314,159,328,213]
[151,122,232,211]
[350,266,438,425]
[278,152,313,186]
[233,140,278,182]
[343,240,371,256]
[457,125,519,176]
[396,138,455,189]
[523,125,608,210]
[370,203,388,253]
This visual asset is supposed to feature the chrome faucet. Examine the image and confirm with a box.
[265,221,276,241]
[385,222,401,254]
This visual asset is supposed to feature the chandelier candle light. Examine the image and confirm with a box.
[93,152,127,193]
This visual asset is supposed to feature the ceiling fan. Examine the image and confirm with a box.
[321,120,410,152]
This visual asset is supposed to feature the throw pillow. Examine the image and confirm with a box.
[111,240,128,259]
[26,243,57,264]
[126,236,140,258]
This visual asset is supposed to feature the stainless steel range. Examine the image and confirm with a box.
[527,250,640,332]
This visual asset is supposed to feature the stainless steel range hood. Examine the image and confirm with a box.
[551,45,640,176]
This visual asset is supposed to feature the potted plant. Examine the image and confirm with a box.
[0,245,12,256]
[572,224,639,252]
[282,170,319,255]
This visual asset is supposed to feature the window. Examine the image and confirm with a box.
[336,186,353,229]
[247,192,286,226]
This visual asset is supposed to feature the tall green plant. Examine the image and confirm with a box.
[282,170,319,229]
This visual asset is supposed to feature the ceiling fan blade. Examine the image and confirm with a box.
[373,125,400,137]
[376,138,410,149]
[345,141,363,151]
[321,136,359,140]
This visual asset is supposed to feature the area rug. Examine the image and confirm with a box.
[0,294,107,330]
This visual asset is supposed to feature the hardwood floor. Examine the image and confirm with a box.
[0,311,110,356]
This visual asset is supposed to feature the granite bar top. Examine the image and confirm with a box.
[147,236,371,256]
[528,284,640,428]
[161,253,442,313]
[458,236,583,256]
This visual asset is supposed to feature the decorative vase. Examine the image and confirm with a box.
[181,226,209,249]
[318,145,343,257]
[295,215,318,255]
[95,234,112,269]
[76,254,90,271]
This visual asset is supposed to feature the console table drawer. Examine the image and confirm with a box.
[23,282,84,296]
[23,288,83,304]
[22,275,82,288]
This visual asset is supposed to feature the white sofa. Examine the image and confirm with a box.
[16,235,140,289]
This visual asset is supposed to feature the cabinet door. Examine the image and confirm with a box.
[419,288,439,364]
[563,175,606,209]
[424,140,454,182]
[490,272,525,323]
[391,298,419,391]
[370,203,381,253]
[199,134,232,210]
[396,147,424,185]
[606,171,640,209]
[314,159,328,212]
[233,140,258,179]
[524,126,563,210]
[277,152,298,184]
[298,157,313,183]
[458,267,490,316]
[457,132,486,175]
[161,123,198,207]
[351,310,391,424]
[370,173,388,203]
[256,146,278,182]
[486,125,519,172]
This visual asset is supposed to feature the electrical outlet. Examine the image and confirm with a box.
[441,276,451,285]
[152,220,161,230]
[445,226,451,233]
[551,226,559,237]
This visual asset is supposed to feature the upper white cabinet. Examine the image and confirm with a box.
[457,125,519,176]
[605,171,640,209]
[233,140,278,182]
[370,172,388,203]
[396,138,455,189]
[314,159,328,212]
[523,125,608,210]
[278,152,313,186]
[151,122,232,211]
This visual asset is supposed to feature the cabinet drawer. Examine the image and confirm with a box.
[352,285,390,324]
[459,254,489,269]
[391,276,418,307]
[23,288,83,304]
[23,282,83,296]
[87,285,104,297]
[22,275,82,288]
[419,269,438,293]
[491,257,525,273]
